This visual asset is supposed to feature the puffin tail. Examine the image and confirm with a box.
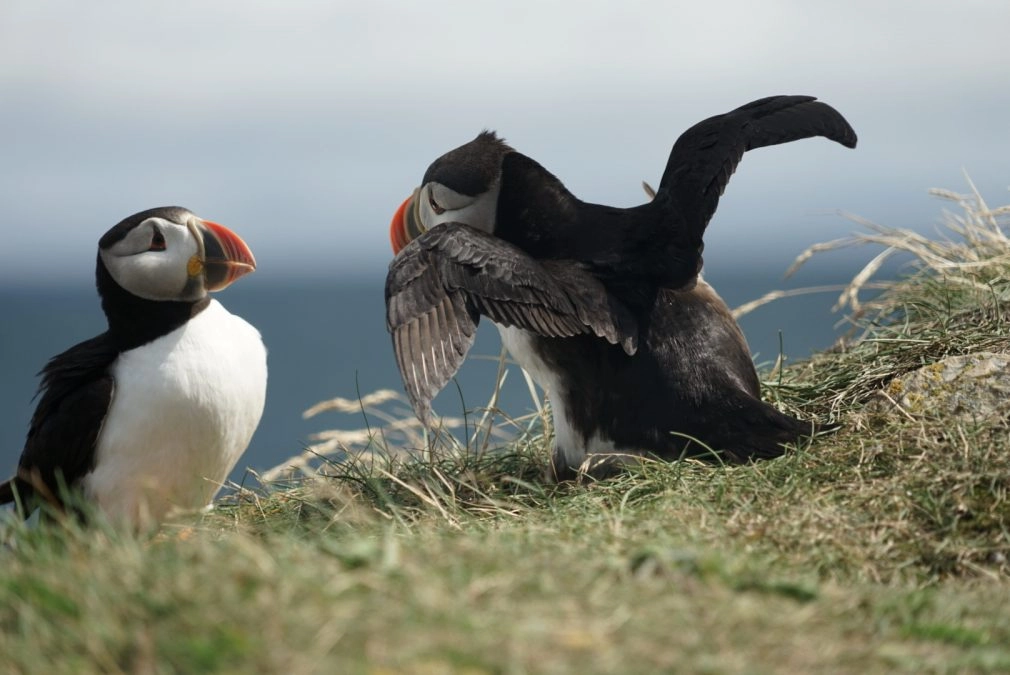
[719,399,835,464]
[0,474,15,505]
[0,478,14,505]
[0,477,36,519]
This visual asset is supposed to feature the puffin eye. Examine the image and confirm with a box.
[428,193,445,216]
[149,227,167,252]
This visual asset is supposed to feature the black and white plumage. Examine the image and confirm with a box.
[0,206,267,527]
[385,95,857,479]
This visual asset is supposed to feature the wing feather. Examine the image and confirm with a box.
[1,335,117,511]
[385,223,637,423]
[658,95,857,238]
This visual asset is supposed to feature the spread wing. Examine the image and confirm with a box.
[385,222,637,424]
[1,335,116,511]
[658,95,858,238]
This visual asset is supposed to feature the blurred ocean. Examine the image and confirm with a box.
[0,265,863,485]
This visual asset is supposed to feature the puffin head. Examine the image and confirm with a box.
[98,206,257,302]
[390,131,513,254]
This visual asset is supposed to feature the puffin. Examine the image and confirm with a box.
[385,95,857,479]
[0,206,268,527]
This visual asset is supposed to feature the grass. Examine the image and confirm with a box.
[3,182,1010,674]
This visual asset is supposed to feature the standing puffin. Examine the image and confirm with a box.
[0,207,267,527]
[385,95,857,479]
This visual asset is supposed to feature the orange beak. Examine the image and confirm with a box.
[390,194,413,255]
[197,219,257,291]
[390,187,425,255]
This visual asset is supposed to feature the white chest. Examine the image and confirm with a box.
[496,324,617,469]
[84,299,267,526]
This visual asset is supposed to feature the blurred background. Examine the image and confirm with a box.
[1,0,1007,481]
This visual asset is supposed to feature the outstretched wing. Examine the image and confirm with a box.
[386,222,637,424]
[658,95,857,237]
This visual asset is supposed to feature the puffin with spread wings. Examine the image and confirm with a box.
[385,95,856,479]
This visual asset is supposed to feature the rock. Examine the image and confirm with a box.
[880,352,1010,421]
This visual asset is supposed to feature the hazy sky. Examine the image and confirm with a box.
[1,0,1007,285]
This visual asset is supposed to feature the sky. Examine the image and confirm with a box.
[1,0,1008,286]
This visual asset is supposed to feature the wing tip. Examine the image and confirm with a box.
[804,97,859,149]
[407,393,433,429]
[840,128,858,149]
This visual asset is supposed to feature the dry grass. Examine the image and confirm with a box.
[736,175,1010,319]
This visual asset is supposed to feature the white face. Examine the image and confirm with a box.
[99,215,205,302]
[419,180,501,234]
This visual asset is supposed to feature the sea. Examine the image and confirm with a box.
[0,266,863,486]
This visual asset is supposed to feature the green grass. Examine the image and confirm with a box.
[3,185,1010,674]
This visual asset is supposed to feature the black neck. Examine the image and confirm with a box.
[96,255,209,351]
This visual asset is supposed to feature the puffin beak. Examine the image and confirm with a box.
[390,187,423,255]
[194,219,257,291]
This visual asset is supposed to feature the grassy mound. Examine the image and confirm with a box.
[2,184,1009,673]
